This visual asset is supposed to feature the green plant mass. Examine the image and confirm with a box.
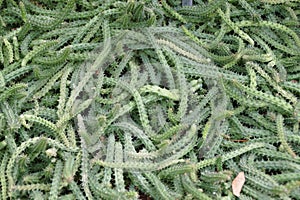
[1,0,300,199]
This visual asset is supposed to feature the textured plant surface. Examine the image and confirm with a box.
[0,0,300,199]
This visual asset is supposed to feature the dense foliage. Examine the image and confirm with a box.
[0,0,300,199]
